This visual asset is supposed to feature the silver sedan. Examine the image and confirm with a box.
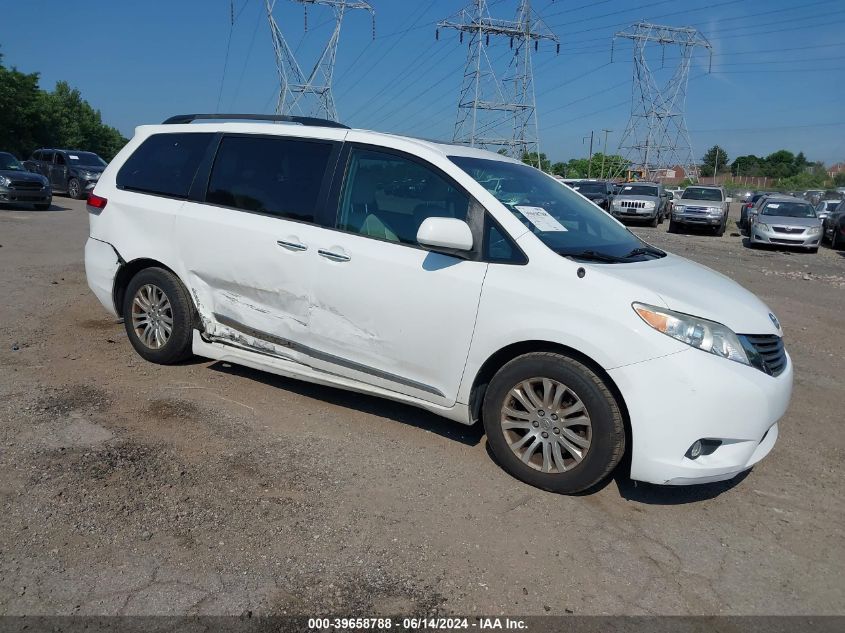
[749,198,823,253]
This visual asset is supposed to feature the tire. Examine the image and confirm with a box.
[658,210,665,225]
[832,230,840,250]
[668,219,679,233]
[67,177,83,199]
[649,213,658,227]
[482,352,626,494]
[715,221,725,237]
[122,267,194,364]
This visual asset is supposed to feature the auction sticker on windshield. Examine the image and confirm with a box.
[515,205,568,232]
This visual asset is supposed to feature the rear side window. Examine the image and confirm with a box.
[206,135,334,223]
[117,133,213,198]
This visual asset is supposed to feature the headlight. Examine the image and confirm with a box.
[633,303,750,366]
[643,201,655,208]
[707,207,722,215]
[755,223,769,231]
[674,204,685,212]
[0,175,10,187]
[807,225,822,235]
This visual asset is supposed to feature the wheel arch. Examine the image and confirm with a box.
[468,340,632,461]
[113,258,183,319]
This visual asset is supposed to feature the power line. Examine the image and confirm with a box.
[216,0,237,113]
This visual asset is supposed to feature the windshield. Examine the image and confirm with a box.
[823,201,840,210]
[682,187,723,201]
[571,182,605,194]
[67,152,106,167]
[618,184,657,197]
[0,153,25,171]
[762,201,816,218]
[449,156,663,262]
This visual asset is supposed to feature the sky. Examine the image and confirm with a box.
[2,0,844,165]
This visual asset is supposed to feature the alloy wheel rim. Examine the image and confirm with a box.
[131,284,173,349]
[69,180,79,197]
[500,378,592,474]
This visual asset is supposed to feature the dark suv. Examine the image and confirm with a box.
[0,151,52,209]
[25,149,107,199]
[569,180,615,211]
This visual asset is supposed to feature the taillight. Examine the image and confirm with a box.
[87,192,107,213]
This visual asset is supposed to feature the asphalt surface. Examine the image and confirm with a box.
[0,198,843,616]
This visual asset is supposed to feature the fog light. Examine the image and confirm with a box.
[689,440,703,459]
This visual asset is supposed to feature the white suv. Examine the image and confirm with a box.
[84,114,792,493]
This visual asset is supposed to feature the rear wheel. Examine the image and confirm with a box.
[482,352,625,494]
[123,267,194,364]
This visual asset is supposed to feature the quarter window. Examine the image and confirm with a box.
[206,135,333,222]
[337,148,469,245]
[117,133,213,198]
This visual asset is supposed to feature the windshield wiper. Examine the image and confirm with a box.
[623,246,665,259]
[565,250,626,263]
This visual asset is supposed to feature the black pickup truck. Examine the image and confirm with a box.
[24,149,106,199]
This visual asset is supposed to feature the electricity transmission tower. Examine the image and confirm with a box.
[612,22,712,181]
[266,0,374,121]
[437,0,558,163]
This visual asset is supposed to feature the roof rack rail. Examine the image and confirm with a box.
[161,113,350,129]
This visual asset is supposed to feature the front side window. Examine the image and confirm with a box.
[761,201,816,218]
[41,151,54,164]
[337,148,469,245]
[55,154,66,166]
[206,135,333,222]
[450,156,662,262]
[117,133,214,198]
[682,187,723,201]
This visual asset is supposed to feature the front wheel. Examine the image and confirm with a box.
[67,177,83,199]
[123,267,195,364]
[482,352,626,494]
[649,213,658,227]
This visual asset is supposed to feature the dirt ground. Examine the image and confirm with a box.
[0,198,843,617]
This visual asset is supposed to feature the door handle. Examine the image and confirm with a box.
[318,249,350,262]
[277,239,308,252]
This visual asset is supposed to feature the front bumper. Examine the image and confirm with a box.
[750,225,821,248]
[612,206,658,220]
[673,212,723,226]
[609,347,792,485]
[0,185,51,204]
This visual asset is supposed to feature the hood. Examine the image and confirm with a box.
[71,164,104,174]
[758,215,821,227]
[595,253,779,335]
[677,197,723,207]
[0,169,46,182]
[615,194,658,202]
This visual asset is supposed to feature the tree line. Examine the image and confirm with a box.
[0,55,127,162]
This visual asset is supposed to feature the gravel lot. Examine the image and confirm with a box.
[0,198,843,616]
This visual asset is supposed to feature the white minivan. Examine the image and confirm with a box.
[84,114,792,494]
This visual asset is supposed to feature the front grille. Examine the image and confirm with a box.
[772,226,805,234]
[742,334,787,376]
[10,181,42,190]
[684,206,708,213]
[619,200,646,209]
[770,238,805,244]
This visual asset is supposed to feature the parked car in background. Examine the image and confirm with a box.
[803,190,823,204]
[669,186,728,236]
[749,196,822,252]
[610,182,669,226]
[0,151,52,210]
[569,180,614,211]
[815,199,841,223]
[742,192,778,229]
[25,149,107,199]
[822,199,845,249]
[84,112,791,493]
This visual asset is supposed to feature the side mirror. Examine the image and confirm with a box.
[417,217,474,254]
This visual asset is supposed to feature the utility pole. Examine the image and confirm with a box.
[583,131,594,178]
[600,128,611,178]
[266,0,375,121]
[612,22,712,182]
[437,0,558,163]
